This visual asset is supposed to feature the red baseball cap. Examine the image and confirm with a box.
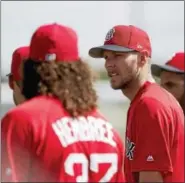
[29,23,79,62]
[89,25,152,58]
[7,46,30,81]
[151,52,185,77]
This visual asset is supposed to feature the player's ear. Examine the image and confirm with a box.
[138,50,149,66]
[13,81,22,92]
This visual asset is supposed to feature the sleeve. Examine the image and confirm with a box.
[131,98,173,173]
[1,111,33,182]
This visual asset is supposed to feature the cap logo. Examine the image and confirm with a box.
[137,44,143,49]
[105,28,115,41]
[45,53,56,62]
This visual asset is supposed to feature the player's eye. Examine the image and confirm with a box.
[103,55,110,60]
[104,55,108,59]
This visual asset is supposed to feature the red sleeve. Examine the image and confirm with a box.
[1,111,33,182]
[131,98,173,173]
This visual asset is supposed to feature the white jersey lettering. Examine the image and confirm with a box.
[52,116,116,147]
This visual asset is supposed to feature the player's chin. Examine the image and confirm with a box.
[110,79,123,90]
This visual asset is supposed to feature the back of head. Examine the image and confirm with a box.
[22,23,98,117]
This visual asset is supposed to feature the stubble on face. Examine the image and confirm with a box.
[110,71,134,90]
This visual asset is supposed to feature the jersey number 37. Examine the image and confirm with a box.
[64,153,118,182]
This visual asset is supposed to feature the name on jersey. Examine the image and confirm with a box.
[52,116,116,148]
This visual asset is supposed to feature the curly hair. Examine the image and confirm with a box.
[22,59,98,117]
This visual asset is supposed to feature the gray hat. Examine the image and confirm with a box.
[89,45,134,58]
[151,64,184,77]
[151,52,185,77]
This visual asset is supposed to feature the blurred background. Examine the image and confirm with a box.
[1,1,184,140]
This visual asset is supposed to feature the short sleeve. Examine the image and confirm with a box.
[131,98,173,173]
[1,111,32,182]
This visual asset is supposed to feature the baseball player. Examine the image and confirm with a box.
[7,46,29,105]
[89,25,184,182]
[152,52,184,114]
[1,23,125,182]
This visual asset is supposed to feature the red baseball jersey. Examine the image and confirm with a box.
[2,95,125,182]
[125,81,184,182]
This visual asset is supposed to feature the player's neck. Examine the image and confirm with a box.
[121,72,155,101]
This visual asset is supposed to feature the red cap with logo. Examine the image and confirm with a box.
[151,52,185,77]
[7,46,30,81]
[29,23,79,62]
[89,25,152,58]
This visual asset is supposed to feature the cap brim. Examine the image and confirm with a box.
[89,45,134,58]
[151,64,184,77]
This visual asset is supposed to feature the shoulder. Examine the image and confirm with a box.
[1,103,32,131]
[138,97,165,111]
[1,106,33,142]
[1,96,64,138]
[6,96,63,119]
[1,96,50,126]
[142,83,180,109]
[130,96,177,133]
[128,96,169,129]
[134,83,179,115]
[134,96,172,122]
[2,100,36,124]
